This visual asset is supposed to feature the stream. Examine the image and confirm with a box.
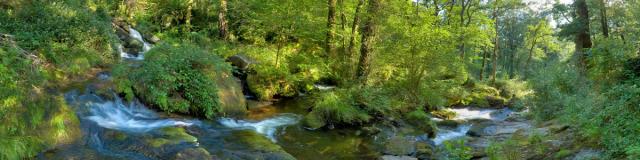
[38,27,520,160]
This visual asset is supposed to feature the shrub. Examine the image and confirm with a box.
[309,89,371,125]
[443,139,472,160]
[122,42,231,119]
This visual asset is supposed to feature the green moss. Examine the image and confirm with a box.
[146,138,170,148]
[431,109,456,120]
[302,112,326,130]
[554,149,575,159]
[230,130,295,160]
[159,127,197,143]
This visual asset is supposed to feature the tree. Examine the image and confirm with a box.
[599,0,609,38]
[356,0,380,83]
[218,0,229,40]
[491,0,500,83]
[574,0,592,69]
[348,0,365,56]
[326,0,337,57]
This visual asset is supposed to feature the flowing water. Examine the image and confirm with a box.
[39,27,517,158]
[431,108,513,145]
[40,85,513,159]
[118,27,151,60]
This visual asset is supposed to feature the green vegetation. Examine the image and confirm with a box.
[1,0,640,159]
[114,42,233,119]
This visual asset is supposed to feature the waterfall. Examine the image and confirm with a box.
[118,27,152,60]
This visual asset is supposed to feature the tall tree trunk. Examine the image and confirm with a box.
[480,48,487,81]
[599,0,609,38]
[525,23,542,76]
[348,0,365,56]
[459,0,468,60]
[218,0,229,40]
[340,0,348,54]
[491,0,500,84]
[574,0,592,70]
[356,0,380,83]
[185,0,193,32]
[326,0,337,58]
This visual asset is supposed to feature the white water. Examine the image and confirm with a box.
[128,28,151,52]
[433,125,471,145]
[431,108,512,144]
[118,27,151,60]
[219,113,301,142]
[313,84,336,90]
[447,108,498,120]
[86,97,195,133]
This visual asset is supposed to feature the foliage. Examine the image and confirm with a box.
[117,42,230,119]
[442,139,473,160]
[0,0,117,70]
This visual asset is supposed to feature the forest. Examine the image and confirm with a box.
[0,0,639,159]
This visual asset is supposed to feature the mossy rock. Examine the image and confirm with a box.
[247,74,278,101]
[173,148,212,160]
[302,112,326,130]
[430,109,456,120]
[436,119,464,128]
[145,127,197,148]
[383,136,416,156]
[214,71,247,116]
[123,38,143,54]
[553,149,576,159]
[415,141,435,160]
[229,130,296,160]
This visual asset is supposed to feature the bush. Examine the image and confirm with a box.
[442,139,472,160]
[309,89,371,125]
[120,42,231,119]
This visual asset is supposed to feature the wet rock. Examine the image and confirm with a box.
[384,136,416,156]
[247,100,273,110]
[229,130,296,160]
[144,33,161,44]
[436,119,464,128]
[430,109,456,120]
[379,155,418,160]
[123,38,144,54]
[548,124,570,134]
[215,72,248,116]
[569,149,603,160]
[302,112,326,130]
[361,126,383,136]
[173,148,212,160]
[415,141,435,160]
[467,121,496,137]
[227,54,254,71]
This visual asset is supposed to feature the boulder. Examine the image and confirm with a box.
[302,112,326,130]
[144,33,161,44]
[173,148,212,160]
[226,54,254,71]
[467,121,496,137]
[384,136,416,156]
[123,38,144,54]
[215,72,247,116]
[415,141,436,160]
[436,119,464,128]
[228,130,296,160]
